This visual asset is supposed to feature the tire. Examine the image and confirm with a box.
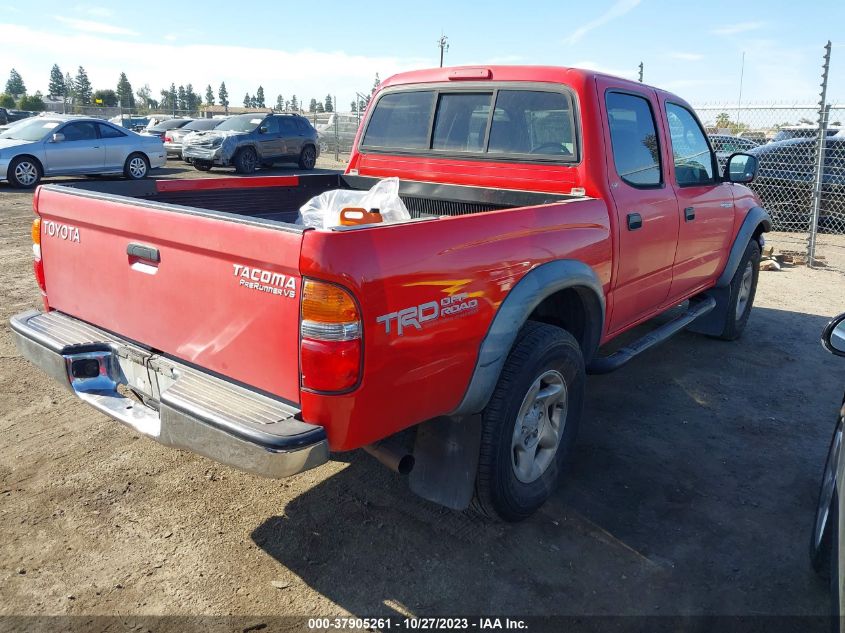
[831,493,842,628]
[194,161,212,172]
[298,145,317,170]
[7,156,42,188]
[233,147,257,174]
[716,239,761,340]
[813,418,843,577]
[123,153,149,180]
[472,321,585,522]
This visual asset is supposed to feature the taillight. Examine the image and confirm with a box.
[300,279,361,392]
[164,135,173,142]
[31,216,47,296]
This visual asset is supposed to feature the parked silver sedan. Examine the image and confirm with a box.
[0,116,166,188]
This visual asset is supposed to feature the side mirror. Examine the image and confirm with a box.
[724,152,758,184]
[258,126,268,134]
[51,132,65,143]
[822,313,845,357]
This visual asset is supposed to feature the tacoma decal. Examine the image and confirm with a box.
[377,292,479,336]
[232,264,297,298]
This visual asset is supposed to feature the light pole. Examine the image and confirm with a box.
[437,34,449,68]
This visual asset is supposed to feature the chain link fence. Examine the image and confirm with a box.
[693,102,845,270]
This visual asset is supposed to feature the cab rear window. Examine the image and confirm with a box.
[361,87,577,161]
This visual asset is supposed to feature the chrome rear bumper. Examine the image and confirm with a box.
[10,310,328,479]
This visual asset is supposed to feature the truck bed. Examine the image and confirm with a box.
[64,173,577,226]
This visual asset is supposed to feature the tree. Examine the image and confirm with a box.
[218,82,229,113]
[371,72,380,95]
[308,98,317,113]
[116,72,134,107]
[324,94,333,113]
[74,66,93,104]
[135,84,154,110]
[48,64,65,98]
[316,101,325,113]
[256,85,265,108]
[350,100,357,113]
[64,72,75,102]
[243,92,251,108]
[6,69,25,96]
[290,94,298,111]
[92,89,118,106]
[177,85,187,111]
[18,92,46,111]
[205,84,215,106]
[185,84,200,113]
[0,93,16,108]
[168,83,177,113]
[275,94,284,111]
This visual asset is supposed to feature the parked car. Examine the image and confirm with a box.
[10,66,770,522]
[772,125,843,143]
[6,109,37,123]
[142,118,193,142]
[109,115,151,132]
[748,136,845,230]
[810,313,845,627]
[316,112,362,154]
[164,118,226,158]
[710,134,759,168]
[182,112,319,172]
[0,107,7,126]
[0,115,166,187]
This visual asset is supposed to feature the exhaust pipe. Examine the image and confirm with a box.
[364,438,415,475]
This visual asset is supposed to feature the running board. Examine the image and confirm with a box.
[587,296,717,375]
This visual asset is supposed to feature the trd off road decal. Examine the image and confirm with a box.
[232,264,297,299]
[377,292,480,336]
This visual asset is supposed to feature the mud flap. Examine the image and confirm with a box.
[409,415,482,511]
[686,287,731,336]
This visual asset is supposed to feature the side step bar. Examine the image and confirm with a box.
[587,296,717,375]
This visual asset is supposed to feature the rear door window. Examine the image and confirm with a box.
[605,92,662,187]
[362,91,436,150]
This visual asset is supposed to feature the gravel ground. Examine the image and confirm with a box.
[1,162,845,629]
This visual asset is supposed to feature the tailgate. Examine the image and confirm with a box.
[35,185,304,403]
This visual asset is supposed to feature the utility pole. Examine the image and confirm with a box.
[808,41,833,267]
[736,51,745,127]
[437,34,449,68]
[638,62,643,83]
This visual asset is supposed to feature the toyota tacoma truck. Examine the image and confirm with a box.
[11,66,771,521]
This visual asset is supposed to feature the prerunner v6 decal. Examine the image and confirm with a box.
[232,264,297,298]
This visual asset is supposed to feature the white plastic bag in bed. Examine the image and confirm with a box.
[296,177,410,228]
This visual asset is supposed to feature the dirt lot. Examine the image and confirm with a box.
[1,162,845,629]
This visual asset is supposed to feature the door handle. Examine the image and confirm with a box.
[627,213,643,231]
[684,206,696,221]
[127,243,160,263]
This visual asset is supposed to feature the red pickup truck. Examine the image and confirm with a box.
[11,66,770,521]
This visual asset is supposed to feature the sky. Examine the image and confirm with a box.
[1,0,844,111]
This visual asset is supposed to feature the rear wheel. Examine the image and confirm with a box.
[233,147,257,174]
[298,145,316,170]
[123,153,149,180]
[8,156,42,188]
[194,161,212,172]
[472,321,585,521]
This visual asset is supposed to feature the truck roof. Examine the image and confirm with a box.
[380,65,654,92]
